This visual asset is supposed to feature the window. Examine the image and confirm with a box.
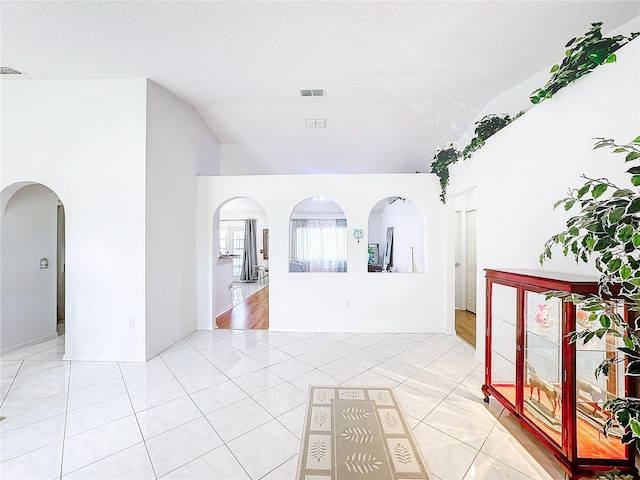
[232,230,245,276]
[219,221,245,277]
[290,219,347,272]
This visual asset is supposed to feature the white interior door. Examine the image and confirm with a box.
[466,210,477,313]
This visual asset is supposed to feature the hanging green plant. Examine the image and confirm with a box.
[530,22,639,104]
[431,112,524,203]
[430,142,460,203]
[462,112,525,160]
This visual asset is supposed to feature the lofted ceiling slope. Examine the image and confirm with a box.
[1,1,639,175]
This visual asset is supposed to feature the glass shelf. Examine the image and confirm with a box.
[483,269,634,477]
[523,292,562,447]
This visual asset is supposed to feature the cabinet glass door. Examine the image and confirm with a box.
[490,283,517,404]
[523,291,562,447]
[575,305,626,459]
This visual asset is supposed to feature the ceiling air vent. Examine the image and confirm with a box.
[306,119,327,129]
[0,66,23,75]
[300,89,325,97]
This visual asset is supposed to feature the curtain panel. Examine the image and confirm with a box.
[240,218,258,282]
[290,219,347,272]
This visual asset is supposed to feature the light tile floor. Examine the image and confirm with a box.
[0,331,567,480]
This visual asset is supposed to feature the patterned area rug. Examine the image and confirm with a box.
[297,386,430,480]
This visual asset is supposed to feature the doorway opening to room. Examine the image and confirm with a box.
[454,190,477,347]
[213,197,269,330]
[1,183,66,355]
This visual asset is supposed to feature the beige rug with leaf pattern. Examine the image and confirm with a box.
[297,386,430,480]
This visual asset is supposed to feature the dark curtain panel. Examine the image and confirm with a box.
[240,219,258,282]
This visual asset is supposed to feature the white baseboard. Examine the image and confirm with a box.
[0,332,59,356]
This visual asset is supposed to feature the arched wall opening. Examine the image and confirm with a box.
[213,196,269,329]
[367,196,425,273]
[1,182,65,354]
[197,173,448,334]
[289,196,347,273]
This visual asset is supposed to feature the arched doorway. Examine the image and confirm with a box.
[1,183,65,354]
[213,197,269,330]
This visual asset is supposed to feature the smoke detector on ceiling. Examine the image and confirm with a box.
[0,66,23,75]
[300,89,325,97]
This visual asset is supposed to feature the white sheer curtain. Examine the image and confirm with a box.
[290,219,347,272]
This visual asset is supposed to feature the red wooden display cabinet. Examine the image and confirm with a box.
[482,269,636,479]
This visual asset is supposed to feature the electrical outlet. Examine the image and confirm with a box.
[345,300,350,308]
[128,318,135,328]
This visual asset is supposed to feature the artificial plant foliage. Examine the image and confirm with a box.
[530,22,639,104]
[540,135,640,444]
[462,112,524,160]
[430,143,460,203]
[431,112,524,203]
[596,468,635,480]
[431,20,638,203]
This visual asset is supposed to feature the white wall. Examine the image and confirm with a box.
[448,37,640,362]
[144,81,221,359]
[1,79,148,361]
[377,198,424,273]
[214,258,234,316]
[1,184,58,352]
[197,173,449,333]
[368,208,384,260]
[254,213,269,270]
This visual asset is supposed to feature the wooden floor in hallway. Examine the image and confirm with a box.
[216,285,269,329]
[455,309,476,347]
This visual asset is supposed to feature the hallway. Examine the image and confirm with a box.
[455,309,476,347]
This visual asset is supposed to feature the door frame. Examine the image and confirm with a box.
[465,209,477,314]
[454,208,476,312]
[452,188,478,350]
[454,210,465,309]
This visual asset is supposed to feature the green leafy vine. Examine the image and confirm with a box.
[431,112,523,203]
[530,22,639,104]
[430,142,460,204]
[462,112,524,161]
[430,20,638,204]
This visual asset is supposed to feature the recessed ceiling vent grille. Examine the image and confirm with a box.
[300,89,325,97]
[0,66,23,75]
[306,119,327,129]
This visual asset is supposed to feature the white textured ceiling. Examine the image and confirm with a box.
[1,1,639,175]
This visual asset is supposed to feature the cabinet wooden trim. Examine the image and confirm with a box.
[482,268,636,479]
